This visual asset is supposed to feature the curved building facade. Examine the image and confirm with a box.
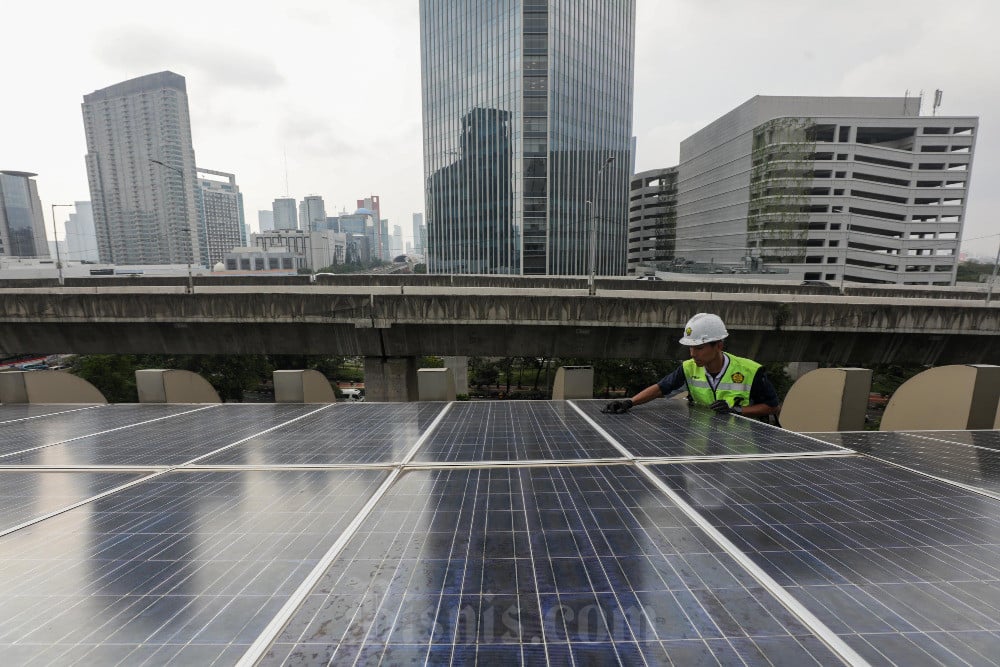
[420,0,635,275]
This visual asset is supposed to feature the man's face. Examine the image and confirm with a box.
[688,341,721,367]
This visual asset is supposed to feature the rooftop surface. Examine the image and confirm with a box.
[0,400,997,665]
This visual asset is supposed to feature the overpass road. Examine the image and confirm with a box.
[1,278,998,365]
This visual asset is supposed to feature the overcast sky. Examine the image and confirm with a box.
[5,0,998,259]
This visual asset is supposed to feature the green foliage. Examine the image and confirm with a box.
[70,354,140,403]
[413,263,427,274]
[763,362,794,401]
[956,260,994,283]
[869,363,926,397]
[419,356,444,368]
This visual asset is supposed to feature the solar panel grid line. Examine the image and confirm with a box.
[0,404,101,425]
[567,401,636,460]
[633,451,859,465]
[0,465,166,472]
[237,403,454,666]
[184,463,394,472]
[0,404,337,540]
[0,404,217,460]
[402,457,632,470]
[854,453,1000,503]
[657,458,1000,665]
[571,401,868,665]
[235,468,404,667]
[634,463,870,667]
[903,431,1000,453]
[399,401,454,465]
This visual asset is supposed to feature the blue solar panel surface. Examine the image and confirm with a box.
[575,399,844,458]
[809,431,1000,495]
[0,399,997,666]
[650,457,1000,666]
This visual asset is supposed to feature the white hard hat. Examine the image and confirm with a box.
[679,313,729,346]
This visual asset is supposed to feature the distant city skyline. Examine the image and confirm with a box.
[4,0,999,258]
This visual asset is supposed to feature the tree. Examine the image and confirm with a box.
[413,263,427,274]
[70,354,141,403]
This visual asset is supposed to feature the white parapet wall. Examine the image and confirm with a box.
[552,366,594,400]
[0,370,107,404]
[273,369,336,403]
[782,368,872,433]
[881,364,1000,431]
[417,368,456,402]
[136,369,221,404]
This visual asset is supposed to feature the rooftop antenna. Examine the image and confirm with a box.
[903,89,909,114]
[918,89,924,116]
[932,89,943,116]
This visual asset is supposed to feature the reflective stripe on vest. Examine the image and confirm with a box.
[683,354,761,408]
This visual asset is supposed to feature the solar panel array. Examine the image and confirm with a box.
[0,399,997,666]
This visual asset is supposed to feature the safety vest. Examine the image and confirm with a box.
[682,353,760,408]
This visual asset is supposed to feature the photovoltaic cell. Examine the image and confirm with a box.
[0,404,320,467]
[575,399,843,458]
[902,430,1000,452]
[649,457,1000,665]
[0,404,99,424]
[411,401,623,462]
[0,404,198,457]
[263,465,838,665]
[0,469,387,665]
[198,402,446,466]
[808,431,1000,495]
[0,470,145,532]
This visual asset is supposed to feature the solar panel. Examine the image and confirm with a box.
[0,469,387,664]
[808,431,1000,495]
[198,403,446,466]
[0,404,322,467]
[0,400,997,665]
[575,399,844,459]
[649,457,1000,665]
[0,404,201,458]
[411,401,624,462]
[263,465,839,665]
[0,471,145,532]
[903,430,1000,452]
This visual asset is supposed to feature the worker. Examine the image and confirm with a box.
[602,313,781,421]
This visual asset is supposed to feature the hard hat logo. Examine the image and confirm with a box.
[678,313,729,346]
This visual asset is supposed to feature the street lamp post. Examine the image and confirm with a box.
[150,158,194,294]
[588,155,615,296]
[986,240,1000,306]
[51,204,75,286]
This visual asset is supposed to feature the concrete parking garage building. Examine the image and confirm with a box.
[670,96,977,285]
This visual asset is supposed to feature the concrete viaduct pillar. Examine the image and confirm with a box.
[363,356,418,402]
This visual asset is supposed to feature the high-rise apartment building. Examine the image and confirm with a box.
[299,195,327,232]
[82,71,201,266]
[258,210,274,232]
[273,197,298,230]
[674,96,977,285]
[197,168,245,267]
[420,1,635,275]
[0,171,49,258]
[64,201,99,262]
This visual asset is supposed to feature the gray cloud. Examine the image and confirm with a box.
[93,25,285,90]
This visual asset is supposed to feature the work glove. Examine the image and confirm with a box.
[601,399,633,414]
[709,399,742,415]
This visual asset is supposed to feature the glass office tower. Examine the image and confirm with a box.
[420,0,635,275]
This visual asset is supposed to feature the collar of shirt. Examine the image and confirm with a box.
[704,354,730,391]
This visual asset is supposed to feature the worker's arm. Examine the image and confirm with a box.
[629,383,664,407]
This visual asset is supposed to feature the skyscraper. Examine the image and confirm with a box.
[272,197,298,230]
[420,1,635,275]
[258,210,274,232]
[64,201,99,262]
[197,168,245,267]
[299,195,327,232]
[82,71,201,266]
[0,171,49,258]
[411,212,423,254]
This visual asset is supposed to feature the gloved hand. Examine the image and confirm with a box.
[709,399,742,415]
[601,399,633,414]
